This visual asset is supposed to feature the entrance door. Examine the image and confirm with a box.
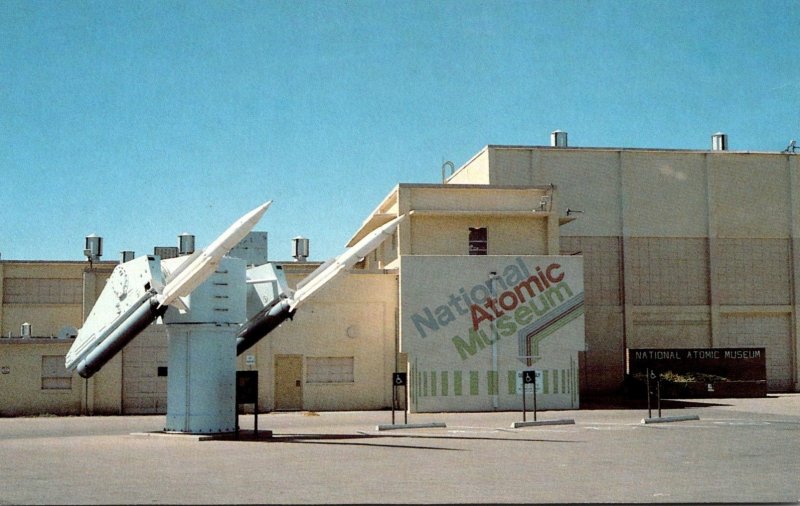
[274,355,303,410]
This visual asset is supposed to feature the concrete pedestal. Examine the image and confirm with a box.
[162,256,246,434]
[165,326,237,433]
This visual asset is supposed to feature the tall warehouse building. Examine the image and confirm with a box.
[447,133,800,393]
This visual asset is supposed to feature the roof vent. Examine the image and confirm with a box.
[153,246,179,260]
[178,233,195,256]
[292,236,309,262]
[550,130,568,147]
[84,234,103,263]
[121,250,135,263]
[712,132,728,151]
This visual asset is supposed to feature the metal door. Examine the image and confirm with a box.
[274,355,303,410]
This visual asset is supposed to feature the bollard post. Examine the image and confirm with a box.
[646,368,652,419]
[522,382,527,422]
[657,375,662,419]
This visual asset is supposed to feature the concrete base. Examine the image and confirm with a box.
[641,415,700,424]
[376,422,447,431]
[511,418,576,428]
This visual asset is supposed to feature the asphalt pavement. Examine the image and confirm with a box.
[0,395,798,504]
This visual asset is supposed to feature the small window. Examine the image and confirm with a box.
[469,227,487,256]
[42,355,71,390]
[306,357,355,384]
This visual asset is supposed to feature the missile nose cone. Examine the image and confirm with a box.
[246,201,272,224]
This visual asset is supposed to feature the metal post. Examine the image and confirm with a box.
[404,381,408,425]
[254,378,258,436]
[533,372,538,422]
[646,368,652,419]
[392,381,396,425]
[522,380,527,422]
[657,375,662,419]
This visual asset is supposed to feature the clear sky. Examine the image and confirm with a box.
[2,0,799,262]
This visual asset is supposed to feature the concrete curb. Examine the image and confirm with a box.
[376,422,447,431]
[511,418,576,428]
[641,415,700,424]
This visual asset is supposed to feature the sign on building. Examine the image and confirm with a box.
[400,255,584,413]
[626,348,767,397]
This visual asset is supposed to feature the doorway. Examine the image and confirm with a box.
[274,354,303,410]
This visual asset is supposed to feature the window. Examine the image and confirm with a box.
[42,355,71,390]
[4,278,81,304]
[469,227,487,256]
[306,357,355,383]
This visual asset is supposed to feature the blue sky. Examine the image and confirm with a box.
[2,0,799,262]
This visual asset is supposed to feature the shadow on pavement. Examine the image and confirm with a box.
[230,431,585,449]
[580,394,732,410]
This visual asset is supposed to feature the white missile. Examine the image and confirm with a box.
[157,201,271,308]
[66,201,272,378]
[289,213,406,311]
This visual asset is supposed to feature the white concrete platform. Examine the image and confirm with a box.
[511,418,576,428]
[641,415,700,424]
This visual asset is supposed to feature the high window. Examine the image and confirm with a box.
[306,357,355,383]
[42,355,72,390]
[469,227,487,255]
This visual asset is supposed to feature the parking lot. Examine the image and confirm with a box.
[0,395,798,504]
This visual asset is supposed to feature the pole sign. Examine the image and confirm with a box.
[393,372,407,386]
[391,372,408,425]
[516,370,543,394]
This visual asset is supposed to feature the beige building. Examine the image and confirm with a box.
[346,184,584,412]
[448,140,800,393]
[3,135,796,417]
[1,183,579,415]
[0,261,121,416]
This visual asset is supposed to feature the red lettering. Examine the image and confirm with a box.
[514,276,545,301]
[546,263,564,283]
[535,266,551,288]
[471,304,495,330]
[498,291,519,312]
[483,298,505,318]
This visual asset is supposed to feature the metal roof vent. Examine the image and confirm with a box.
[178,233,195,256]
[84,234,103,263]
[712,132,728,151]
[154,246,179,260]
[20,322,31,338]
[121,250,135,263]
[292,236,309,262]
[550,130,568,147]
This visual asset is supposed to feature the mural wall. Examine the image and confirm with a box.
[400,255,585,412]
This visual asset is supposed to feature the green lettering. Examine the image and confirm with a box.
[528,296,550,316]
[544,281,573,306]
[496,314,517,337]
[514,305,533,326]
[452,328,487,360]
